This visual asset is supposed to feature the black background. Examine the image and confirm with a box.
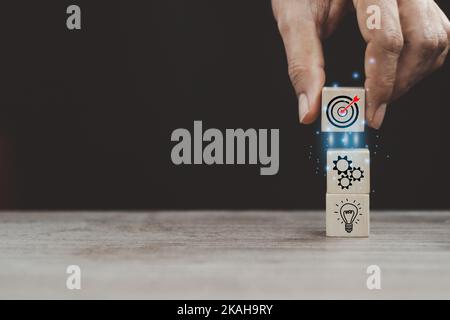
[0,1,449,210]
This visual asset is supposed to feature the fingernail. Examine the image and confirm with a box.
[299,94,309,123]
[372,104,387,129]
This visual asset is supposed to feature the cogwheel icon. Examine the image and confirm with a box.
[338,175,352,189]
[349,167,364,181]
[332,156,352,175]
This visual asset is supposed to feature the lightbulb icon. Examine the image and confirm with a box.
[335,199,363,233]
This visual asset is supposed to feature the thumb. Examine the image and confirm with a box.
[274,1,326,124]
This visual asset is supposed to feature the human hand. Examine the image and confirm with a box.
[272,0,450,129]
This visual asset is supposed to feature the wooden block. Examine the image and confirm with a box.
[321,87,365,132]
[327,148,370,194]
[326,193,369,237]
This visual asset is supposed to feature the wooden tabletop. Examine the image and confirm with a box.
[1,211,449,299]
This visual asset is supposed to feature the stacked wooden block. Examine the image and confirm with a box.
[322,87,370,237]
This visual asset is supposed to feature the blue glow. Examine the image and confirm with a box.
[328,133,334,146]
[322,132,367,149]
[342,134,349,146]
[332,82,340,88]
[352,72,360,80]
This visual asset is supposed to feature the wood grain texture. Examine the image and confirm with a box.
[1,211,449,299]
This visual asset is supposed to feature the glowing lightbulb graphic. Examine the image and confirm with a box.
[335,200,363,233]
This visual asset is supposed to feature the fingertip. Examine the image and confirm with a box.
[298,94,310,123]
[300,112,318,125]
[298,91,321,125]
[291,66,325,125]
[365,108,378,129]
[364,80,388,129]
[367,104,387,129]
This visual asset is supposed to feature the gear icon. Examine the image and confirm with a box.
[349,167,364,181]
[332,156,352,175]
[338,175,352,189]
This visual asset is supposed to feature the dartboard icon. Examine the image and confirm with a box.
[326,95,360,129]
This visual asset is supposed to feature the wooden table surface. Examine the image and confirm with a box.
[1,211,449,299]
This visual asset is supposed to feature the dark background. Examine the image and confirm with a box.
[0,1,449,210]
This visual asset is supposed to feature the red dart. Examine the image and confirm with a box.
[339,96,360,114]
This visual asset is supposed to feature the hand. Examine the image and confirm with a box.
[272,0,450,129]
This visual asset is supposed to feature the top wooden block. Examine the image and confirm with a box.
[321,87,365,132]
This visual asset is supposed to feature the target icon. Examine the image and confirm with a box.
[326,95,360,129]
